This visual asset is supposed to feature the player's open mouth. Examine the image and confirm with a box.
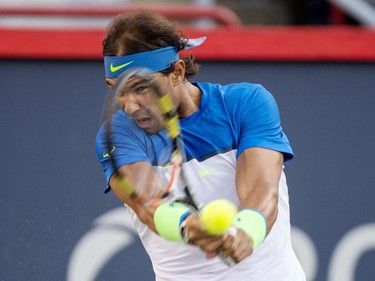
[135,117,152,129]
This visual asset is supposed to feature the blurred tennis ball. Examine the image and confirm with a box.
[199,199,237,235]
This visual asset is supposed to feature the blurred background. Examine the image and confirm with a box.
[1,0,375,27]
[1,1,375,281]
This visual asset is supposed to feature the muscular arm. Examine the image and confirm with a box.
[236,147,283,234]
[203,147,284,262]
[109,161,166,233]
[185,147,284,261]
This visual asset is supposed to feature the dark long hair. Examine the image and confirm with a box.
[102,10,200,79]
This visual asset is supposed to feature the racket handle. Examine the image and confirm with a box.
[218,226,238,267]
[181,221,238,267]
[218,252,236,267]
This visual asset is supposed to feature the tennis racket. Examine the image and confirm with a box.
[101,67,194,207]
[101,67,236,266]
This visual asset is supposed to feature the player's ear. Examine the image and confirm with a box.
[171,60,185,86]
[105,78,116,89]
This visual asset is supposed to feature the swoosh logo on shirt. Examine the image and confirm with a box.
[110,61,134,72]
[198,164,219,177]
[103,146,116,158]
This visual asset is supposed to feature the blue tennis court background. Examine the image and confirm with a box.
[1,60,374,281]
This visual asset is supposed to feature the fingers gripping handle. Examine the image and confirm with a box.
[179,216,238,267]
[218,227,237,267]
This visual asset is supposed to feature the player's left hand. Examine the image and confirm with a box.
[183,215,227,254]
[184,216,255,264]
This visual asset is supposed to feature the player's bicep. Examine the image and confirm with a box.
[236,148,283,196]
[235,147,283,234]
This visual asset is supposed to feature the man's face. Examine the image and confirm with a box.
[106,73,169,135]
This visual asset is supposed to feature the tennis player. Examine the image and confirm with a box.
[95,10,306,281]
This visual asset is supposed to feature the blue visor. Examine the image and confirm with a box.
[104,37,207,78]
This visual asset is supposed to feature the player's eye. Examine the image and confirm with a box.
[134,85,147,93]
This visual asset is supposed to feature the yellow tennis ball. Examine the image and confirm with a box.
[199,199,237,235]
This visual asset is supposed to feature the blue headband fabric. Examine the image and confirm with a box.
[104,37,206,78]
[104,46,178,78]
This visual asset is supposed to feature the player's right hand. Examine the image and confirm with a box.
[219,227,254,263]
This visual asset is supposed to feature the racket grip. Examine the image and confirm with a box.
[179,208,238,267]
[218,252,236,267]
[218,226,237,267]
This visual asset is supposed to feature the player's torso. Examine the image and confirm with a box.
[125,82,302,280]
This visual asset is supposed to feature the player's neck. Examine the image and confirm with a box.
[177,82,202,118]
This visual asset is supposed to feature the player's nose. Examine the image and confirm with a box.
[117,95,140,115]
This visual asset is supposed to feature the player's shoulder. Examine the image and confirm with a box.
[198,81,267,98]
[222,82,269,98]
[222,81,263,91]
[215,82,273,109]
[205,81,267,96]
[196,82,274,113]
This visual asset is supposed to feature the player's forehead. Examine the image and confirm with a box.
[128,74,154,85]
[105,72,159,87]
